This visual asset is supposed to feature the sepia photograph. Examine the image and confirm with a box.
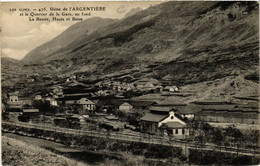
[1,1,259,165]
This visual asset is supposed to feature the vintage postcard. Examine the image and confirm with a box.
[1,1,259,165]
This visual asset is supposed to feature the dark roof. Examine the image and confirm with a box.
[192,101,234,105]
[197,109,260,119]
[175,104,202,114]
[61,94,91,101]
[149,106,173,113]
[127,100,157,108]
[135,81,148,85]
[140,113,167,122]
[154,103,187,107]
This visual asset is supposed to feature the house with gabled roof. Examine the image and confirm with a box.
[46,97,58,106]
[77,98,95,115]
[140,113,167,134]
[140,110,188,138]
[34,95,42,100]
[134,78,161,90]
[164,86,178,92]
[119,102,133,113]
[8,91,19,103]
[158,111,188,138]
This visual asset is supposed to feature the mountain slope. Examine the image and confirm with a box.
[22,1,259,86]
[124,7,143,18]
[22,17,118,63]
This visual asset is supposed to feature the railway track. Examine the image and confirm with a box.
[2,121,259,157]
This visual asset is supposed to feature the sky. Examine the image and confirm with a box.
[1,1,163,60]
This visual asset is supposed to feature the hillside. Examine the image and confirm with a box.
[2,136,86,166]
[20,1,259,87]
[1,57,23,87]
[22,17,118,63]
[124,7,143,18]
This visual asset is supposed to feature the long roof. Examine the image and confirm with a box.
[140,113,167,122]
[128,100,157,108]
[149,106,173,112]
[23,109,39,113]
[197,109,260,119]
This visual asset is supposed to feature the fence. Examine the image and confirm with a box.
[2,121,259,156]
[2,121,171,146]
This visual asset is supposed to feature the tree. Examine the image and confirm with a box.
[211,127,224,150]
[32,100,56,114]
[247,129,259,156]
[223,125,244,152]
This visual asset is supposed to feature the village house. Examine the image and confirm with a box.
[139,103,200,137]
[19,97,33,106]
[62,85,92,105]
[117,100,157,115]
[66,75,77,83]
[164,86,179,92]
[22,108,40,116]
[128,100,157,110]
[8,112,22,122]
[134,78,162,91]
[7,91,32,109]
[105,114,119,121]
[140,105,173,134]
[33,73,40,77]
[135,81,154,90]
[8,91,19,103]
[49,85,64,98]
[140,112,167,134]
[195,108,260,125]
[140,109,188,138]
[119,102,134,113]
[113,85,122,92]
[46,97,58,106]
[65,99,78,105]
[18,108,40,122]
[96,90,110,96]
[94,81,103,88]
[158,111,188,138]
[172,103,201,120]
[187,101,260,125]
[125,84,134,91]
[151,103,201,120]
[34,95,42,100]
[148,78,161,86]
[77,98,96,115]
[101,80,112,87]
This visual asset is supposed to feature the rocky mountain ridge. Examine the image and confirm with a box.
[6,2,260,87]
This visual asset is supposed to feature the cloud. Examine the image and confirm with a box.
[2,2,163,60]
[2,48,29,60]
[2,22,68,59]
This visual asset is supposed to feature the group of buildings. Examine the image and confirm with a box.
[3,75,259,139]
[118,101,259,138]
[95,78,179,93]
